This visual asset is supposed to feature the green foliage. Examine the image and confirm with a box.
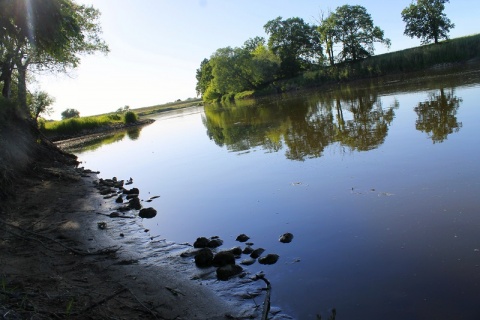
[29,91,55,122]
[264,17,322,77]
[318,5,390,64]
[43,114,122,137]
[123,111,138,124]
[402,0,454,44]
[61,108,80,119]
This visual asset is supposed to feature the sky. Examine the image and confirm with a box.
[35,0,480,120]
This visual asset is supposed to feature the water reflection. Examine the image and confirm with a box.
[414,88,463,143]
[64,126,145,154]
[203,87,398,160]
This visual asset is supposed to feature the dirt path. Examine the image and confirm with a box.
[0,163,266,319]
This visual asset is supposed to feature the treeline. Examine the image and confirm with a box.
[196,1,467,102]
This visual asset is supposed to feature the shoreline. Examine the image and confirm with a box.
[0,160,289,319]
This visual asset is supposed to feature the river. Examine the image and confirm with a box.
[71,65,480,319]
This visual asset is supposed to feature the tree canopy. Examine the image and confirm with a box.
[264,17,322,78]
[319,5,391,64]
[401,0,455,44]
[0,0,108,116]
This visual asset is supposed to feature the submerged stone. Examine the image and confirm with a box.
[258,254,279,265]
[240,258,256,266]
[207,238,223,248]
[279,232,294,243]
[138,207,157,219]
[193,237,209,248]
[216,264,243,281]
[236,234,250,242]
[213,251,235,267]
[250,248,265,259]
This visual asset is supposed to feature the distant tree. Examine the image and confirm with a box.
[195,58,214,97]
[264,17,322,78]
[116,105,130,113]
[61,108,80,119]
[330,5,391,63]
[29,91,55,123]
[402,0,455,44]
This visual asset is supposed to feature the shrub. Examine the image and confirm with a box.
[123,111,138,124]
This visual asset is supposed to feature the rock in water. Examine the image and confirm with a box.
[207,238,223,248]
[236,234,250,242]
[195,248,213,268]
[212,251,235,267]
[193,237,209,248]
[138,207,157,219]
[258,254,279,265]
[279,232,294,243]
[250,248,265,259]
[216,264,243,281]
[240,258,256,266]
[128,197,142,210]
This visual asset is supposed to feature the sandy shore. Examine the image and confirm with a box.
[0,157,294,319]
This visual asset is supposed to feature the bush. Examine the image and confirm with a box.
[123,111,138,124]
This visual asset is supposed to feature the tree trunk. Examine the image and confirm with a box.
[0,56,14,99]
[15,58,30,118]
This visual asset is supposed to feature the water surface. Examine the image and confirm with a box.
[74,67,480,319]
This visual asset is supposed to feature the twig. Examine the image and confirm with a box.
[254,273,271,320]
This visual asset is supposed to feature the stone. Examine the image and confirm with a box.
[138,207,157,219]
[236,234,250,242]
[258,254,279,265]
[227,247,243,257]
[240,258,256,266]
[194,248,213,268]
[123,187,139,195]
[212,251,235,267]
[115,195,123,203]
[207,238,223,248]
[279,232,294,243]
[126,194,138,200]
[242,246,254,254]
[193,237,209,248]
[250,248,265,259]
[216,264,243,281]
[128,197,142,210]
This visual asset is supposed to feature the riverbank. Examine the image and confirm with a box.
[0,150,294,319]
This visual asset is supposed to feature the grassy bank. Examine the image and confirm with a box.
[134,98,202,117]
[42,111,139,139]
[233,33,480,99]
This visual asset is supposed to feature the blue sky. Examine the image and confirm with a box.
[36,0,480,119]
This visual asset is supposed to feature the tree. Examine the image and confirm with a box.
[329,5,391,63]
[402,0,455,44]
[29,91,55,122]
[0,0,108,116]
[317,10,337,66]
[61,108,80,119]
[264,17,322,78]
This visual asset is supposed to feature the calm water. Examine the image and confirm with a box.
[73,67,480,319]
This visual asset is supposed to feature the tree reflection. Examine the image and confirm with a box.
[414,88,462,143]
[202,86,398,161]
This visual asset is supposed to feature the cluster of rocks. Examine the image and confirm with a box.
[185,232,294,281]
[94,177,158,220]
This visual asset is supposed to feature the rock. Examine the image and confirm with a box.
[212,251,235,267]
[128,197,142,210]
[242,246,254,254]
[279,232,294,243]
[115,195,123,203]
[123,187,139,195]
[240,258,256,266]
[227,247,243,257]
[258,254,279,265]
[250,248,265,259]
[194,248,213,268]
[97,222,107,229]
[207,238,223,248]
[193,237,209,248]
[109,212,120,217]
[216,264,243,281]
[138,207,157,219]
[99,187,114,195]
[236,234,250,242]
[126,194,138,200]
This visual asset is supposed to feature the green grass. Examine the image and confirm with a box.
[42,114,126,137]
[134,98,203,117]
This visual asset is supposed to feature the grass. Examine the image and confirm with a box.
[133,98,202,117]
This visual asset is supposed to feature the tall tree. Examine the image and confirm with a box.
[0,0,108,115]
[401,0,454,44]
[264,17,322,78]
[29,90,55,123]
[317,10,337,66]
[330,5,390,63]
